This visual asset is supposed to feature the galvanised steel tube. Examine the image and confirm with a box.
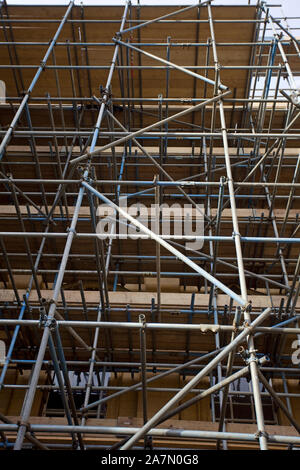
[70,90,231,166]
[218,67,279,449]
[1,232,300,243]
[2,95,291,102]
[119,307,271,450]
[2,423,300,446]
[0,18,283,24]
[219,100,247,303]
[78,1,131,431]
[13,173,87,450]
[1,320,300,335]
[0,64,291,70]
[83,0,129,161]
[2,96,291,103]
[0,320,250,331]
[219,93,269,451]
[3,130,300,138]
[0,41,286,47]
[82,180,246,306]
[203,2,266,441]
[139,315,148,429]
[203,140,225,441]
[2,179,300,188]
[0,0,75,160]
[4,383,300,399]
[1,423,300,446]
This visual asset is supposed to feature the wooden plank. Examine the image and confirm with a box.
[1,4,256,98]
[0,288,299,311]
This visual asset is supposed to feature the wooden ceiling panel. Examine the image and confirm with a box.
[0,4,257,100]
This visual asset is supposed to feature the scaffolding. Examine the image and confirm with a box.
[0,0,299,450]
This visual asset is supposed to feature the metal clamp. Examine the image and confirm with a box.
[220,176,226,186]
[17,420,31,432]
[280,88,300,109]
[48,298,58,307]
[246,355,259,365]
[78,164,90,178]
[139,314,146,328]
[39,311,57,330]
[255,430,269,441]
[232,230,241,239]
[239,345,260,365]
[40,60,46,70]
[258,355,270,366]
[242,302,252,313]
[100,85,112,103]
[67,227,77,236]
[238,346,249,363]
[82,174,94,185]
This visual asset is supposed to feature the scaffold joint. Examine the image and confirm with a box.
[255,430,269,441]
[67,227,77,236]
[39,312,57,330]
[17,420,31,432]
